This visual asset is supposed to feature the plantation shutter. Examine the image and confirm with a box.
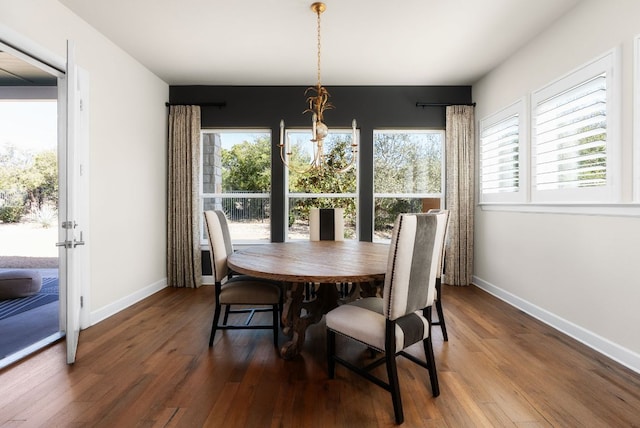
[533,73,607,191]
[480,113,520,194]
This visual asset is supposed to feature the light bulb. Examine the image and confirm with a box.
[316,121,328,139]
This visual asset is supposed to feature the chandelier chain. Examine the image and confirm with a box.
[316,7,322,87]
[277,2,358,174]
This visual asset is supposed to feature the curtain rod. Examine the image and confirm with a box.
[415,102,476,108]
[165,102,226,108]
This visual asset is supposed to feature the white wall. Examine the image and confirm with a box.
[0,0,169,322]
[473,0,640,372]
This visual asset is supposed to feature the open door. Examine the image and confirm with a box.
[58,41,89,364]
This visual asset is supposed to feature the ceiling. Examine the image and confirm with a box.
[21,0,582,86]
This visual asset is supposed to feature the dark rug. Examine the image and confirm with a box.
[0,277,59,321]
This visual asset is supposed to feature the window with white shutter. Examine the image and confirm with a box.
[479,99,527,203]
[531,49,620,203]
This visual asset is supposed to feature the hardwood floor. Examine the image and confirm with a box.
[1,284,639,427]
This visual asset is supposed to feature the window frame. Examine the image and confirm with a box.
[530,48,621,204]
[199,129,272,246]
[283,127,360,241]
[478,98,528,204]
[372,129,445,242]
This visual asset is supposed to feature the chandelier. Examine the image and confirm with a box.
[278,2,358,174]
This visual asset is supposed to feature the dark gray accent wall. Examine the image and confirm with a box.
[169,85,471,244]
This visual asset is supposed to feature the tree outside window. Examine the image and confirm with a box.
[373,130,444,241]
[286,130,357,240]
[201,130,271,242]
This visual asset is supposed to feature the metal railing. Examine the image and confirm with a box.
[203,195,270,222]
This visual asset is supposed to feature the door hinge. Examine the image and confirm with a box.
[80,296,84,308]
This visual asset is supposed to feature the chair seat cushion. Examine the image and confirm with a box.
[219,275,281,305]
[0,270,43,299]
[326,297,430,352]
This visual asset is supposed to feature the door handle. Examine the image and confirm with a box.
[56,232,85,249]
[74,232,85,248]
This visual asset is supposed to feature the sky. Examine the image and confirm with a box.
[0,100,58,152]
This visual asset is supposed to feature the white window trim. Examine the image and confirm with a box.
[199,129,271,246]
[480,202,640,217]
[478,98,528,204]
[530,48,622,204]
[283,127,360,241]
[372,129,445,241]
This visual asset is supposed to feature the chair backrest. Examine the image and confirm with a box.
[427,209,450,279]
[204,210,234,283]
[309,208,345,241]
[383,212,447,321]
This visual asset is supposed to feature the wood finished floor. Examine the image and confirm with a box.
[1,284,639,427]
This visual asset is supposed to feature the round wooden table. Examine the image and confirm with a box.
[227,241,389,359]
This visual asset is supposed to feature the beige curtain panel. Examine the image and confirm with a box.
[167,105,202,288]
[444,105,475,286]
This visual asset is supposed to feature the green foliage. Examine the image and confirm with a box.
[0,143,58,217]
[21,150,59,208]
[289,137,357,228]
[290,140,356,193]
[221,136,271,192]
[0,204,25,223]
[373,132,442,233]
[576,131,607,185]
[374,198,423,235]
[374,132,441,194]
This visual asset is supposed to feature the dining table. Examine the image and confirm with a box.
[227,240,389,359]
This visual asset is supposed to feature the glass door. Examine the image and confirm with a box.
[0,40,65,368]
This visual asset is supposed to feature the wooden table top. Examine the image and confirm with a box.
[227,241,389,283]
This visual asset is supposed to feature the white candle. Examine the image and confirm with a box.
[312,113,317,141]
[352,119,357,146]
[280,120,284,148]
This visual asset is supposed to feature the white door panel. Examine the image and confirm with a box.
[60,41,90,364]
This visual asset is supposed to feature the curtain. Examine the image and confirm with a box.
[167,105,202,288]
[444,105,475,286]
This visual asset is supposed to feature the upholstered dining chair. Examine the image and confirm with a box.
[309,207,350,299]
[427,208,451,341]
[326,212,447,424]
[204,210,282,347]
[309,207,345,241]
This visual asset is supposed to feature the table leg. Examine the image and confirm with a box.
[359,279,383,297]
[281,282,301,338]
[280,282,340,359]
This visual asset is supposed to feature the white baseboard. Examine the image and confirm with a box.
[472,276,640,375]
[89,278,168,326]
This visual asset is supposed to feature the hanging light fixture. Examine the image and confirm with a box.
[278,2,358,174]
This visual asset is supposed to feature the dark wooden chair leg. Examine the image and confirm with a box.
[209,303,222,347]
[432,280,448,341]
[423,336,440,397]
[222,304,230,325]
[272,304,279,347]
[386,351,404,424]
[435,298,448,341]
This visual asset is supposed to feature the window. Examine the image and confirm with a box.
[531,49,620,203]
[479,99,527,203]
[285,128,358,240]
[373,130,444,241]
[200,130,271,244]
